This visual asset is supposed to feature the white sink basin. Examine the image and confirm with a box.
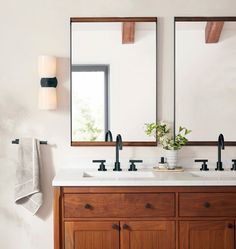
[83,171,156,179]
[190,171,236,178]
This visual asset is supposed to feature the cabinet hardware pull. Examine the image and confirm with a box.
[123,224,129,229]
[203,202,210,208]
[112,224,119,230]
[228,223,234,229]
[145,203,152,209]
[84,203,92,209]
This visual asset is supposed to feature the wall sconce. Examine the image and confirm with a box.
[38,55,58,110]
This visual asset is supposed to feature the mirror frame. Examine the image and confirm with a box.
[174,16,236,146]
[70,17,158,146]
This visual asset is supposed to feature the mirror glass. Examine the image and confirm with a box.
[175,18,236,144]
[71,18,157,145]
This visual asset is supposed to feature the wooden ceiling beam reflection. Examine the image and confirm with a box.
[122,22,135,44]
[205,21,224,43]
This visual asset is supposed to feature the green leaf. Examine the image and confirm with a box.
[144,122,191,150]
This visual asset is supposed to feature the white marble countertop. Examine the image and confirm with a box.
[52,168,236,186]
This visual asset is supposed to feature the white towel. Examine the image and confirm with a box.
[15,138,43,215]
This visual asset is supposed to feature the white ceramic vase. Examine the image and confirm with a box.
[165,150,178,169]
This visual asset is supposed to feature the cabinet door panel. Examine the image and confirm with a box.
[65,221,119,249]
[179,221,234,249]
[121,221,175,249]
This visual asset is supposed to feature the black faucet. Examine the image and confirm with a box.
[105,130,113,142]
[215,133,225,171]
[113,134,123,171]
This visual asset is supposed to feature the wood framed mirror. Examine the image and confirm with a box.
[70,17,157,146]
[174,16,236,146]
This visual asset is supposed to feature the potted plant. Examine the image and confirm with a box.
[145,122,191,169]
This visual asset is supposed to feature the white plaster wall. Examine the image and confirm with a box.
[1,0,236,248]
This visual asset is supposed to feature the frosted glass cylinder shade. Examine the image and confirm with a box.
[38,87,57,110]
[38,55,56,78]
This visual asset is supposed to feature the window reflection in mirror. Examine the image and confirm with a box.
[72,65,109,141]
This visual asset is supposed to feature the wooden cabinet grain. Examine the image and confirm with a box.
[64,193,175,218]
[121,221,175,249]
[65,221,119,249]
[53,186,236,249]
[179,220,234,249]
[64,220,174,249]
[179,193,236,217]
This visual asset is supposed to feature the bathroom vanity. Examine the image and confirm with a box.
[53,169,236,249]
[59,15,236,249]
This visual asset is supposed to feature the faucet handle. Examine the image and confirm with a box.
[194,159,209,171]
[92,160,107,171]
[128,160,143,171]
[231,160,236,171]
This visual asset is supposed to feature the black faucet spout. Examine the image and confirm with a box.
[216,133,225,171]
[113,134,123,171]
[105,130,113,142]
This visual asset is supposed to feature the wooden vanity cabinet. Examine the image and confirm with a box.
[54,186,236,249]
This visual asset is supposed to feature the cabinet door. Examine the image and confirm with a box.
[179,221,234,249]
[65,221,119,249]
[121,221,175,249]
